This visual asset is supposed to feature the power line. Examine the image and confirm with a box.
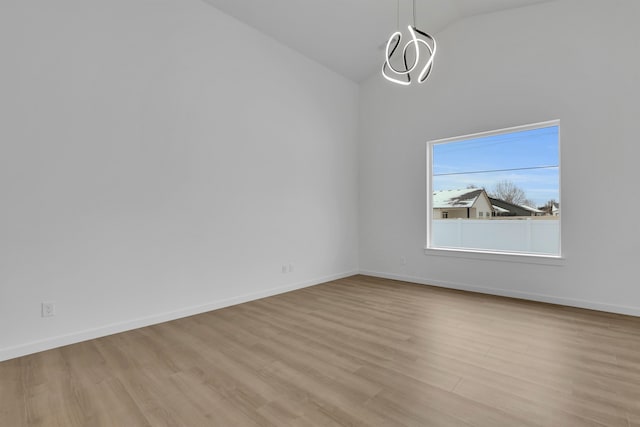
[433,165,559,177]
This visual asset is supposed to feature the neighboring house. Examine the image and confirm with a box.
[492,205,510,216]
[433,188,493,219]
[520,204,545,216]
[539,201,560,216]
[489,197,545,217]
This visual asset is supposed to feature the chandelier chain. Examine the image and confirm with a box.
[413,0,416,27]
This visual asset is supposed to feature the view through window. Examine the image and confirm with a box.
[427,121,560,257]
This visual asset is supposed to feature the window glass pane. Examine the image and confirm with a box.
[429,122,560,256]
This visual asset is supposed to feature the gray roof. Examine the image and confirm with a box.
[489,197,535,216]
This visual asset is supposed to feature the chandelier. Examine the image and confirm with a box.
[382,0,437,86]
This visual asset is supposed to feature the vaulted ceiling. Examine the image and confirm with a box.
[202,0,554,82]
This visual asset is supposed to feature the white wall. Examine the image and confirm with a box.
[0,0,359,361]
[359,0,640,315]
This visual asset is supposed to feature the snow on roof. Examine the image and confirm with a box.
[433,188,483,209]
[492,205,510,213]
[519,204,544,213]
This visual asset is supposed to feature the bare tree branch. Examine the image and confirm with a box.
[489,180,528,205]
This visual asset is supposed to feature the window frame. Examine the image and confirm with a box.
[425,120,562,262]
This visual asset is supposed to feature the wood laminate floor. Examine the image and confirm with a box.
[1,275,640,426]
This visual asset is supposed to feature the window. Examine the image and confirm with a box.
[426,120,560,257]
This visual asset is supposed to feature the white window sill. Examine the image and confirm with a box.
[424,247,565,266]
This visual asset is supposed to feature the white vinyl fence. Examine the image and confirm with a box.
[431,219,560,255]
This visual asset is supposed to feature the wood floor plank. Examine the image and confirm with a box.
[2,274,640,426]
[0,359,26,426]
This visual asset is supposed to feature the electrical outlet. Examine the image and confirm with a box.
[401,257,407,266]
[288,263,294,273]
[41,302,56,317]
[282,265,288,274]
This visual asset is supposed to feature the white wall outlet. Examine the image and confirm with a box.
[282,265,288,274]
[41,302,56,317]
[288,263,294,273]
[401,257,407,265]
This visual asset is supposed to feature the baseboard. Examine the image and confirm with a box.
[359,270,640,317]
[0,270,357,362]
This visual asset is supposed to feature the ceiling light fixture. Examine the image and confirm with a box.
[382,0,436,86]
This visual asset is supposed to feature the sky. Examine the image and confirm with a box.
[432,125,559,207]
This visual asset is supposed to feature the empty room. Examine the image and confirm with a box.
[1,0,639,425]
